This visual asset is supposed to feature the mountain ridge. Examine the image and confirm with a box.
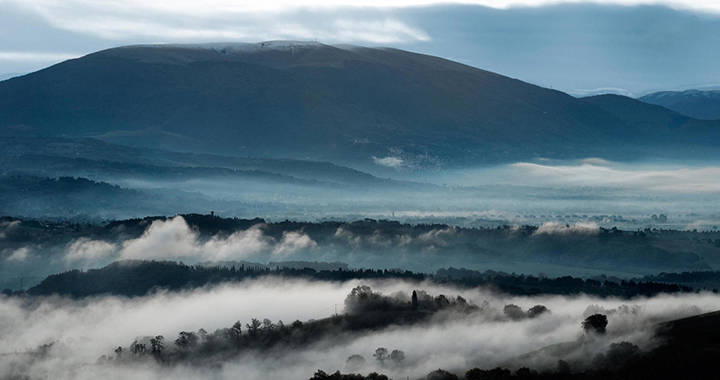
[639,89,720,120]
[1,41,718,167]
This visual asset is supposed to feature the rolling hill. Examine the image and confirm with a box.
[1,41,718,168]
[639,89,720,120]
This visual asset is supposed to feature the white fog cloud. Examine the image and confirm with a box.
[0,278,718,379]
[65,238,118,262]
[373,156,405,168]
[534,221,600,235]
[0,51,81,62]
[0,220,20,239]
[510,162,720,193]
[3,247,31,262]
[117,216,316,262]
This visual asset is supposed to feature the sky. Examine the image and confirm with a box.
[1,0,720,96]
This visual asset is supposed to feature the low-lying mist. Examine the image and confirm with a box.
[1,277,718,380]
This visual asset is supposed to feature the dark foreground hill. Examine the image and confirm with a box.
[1,41,719,167]
[639,89,720,120]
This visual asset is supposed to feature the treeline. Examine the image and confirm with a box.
[643,271,720,291]
[10,260,701,299]
[101,286,474,365]
[15,259,703,299]
[20,260,425,298]
[437,267,698,297]
[311,311,720,380]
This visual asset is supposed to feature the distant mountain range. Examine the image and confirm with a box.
[0,41,719,168]
[639,89,720,121]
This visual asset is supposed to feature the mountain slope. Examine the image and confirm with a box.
[639,89,720,120]
[0,41,718,167]
[583,94,720,143]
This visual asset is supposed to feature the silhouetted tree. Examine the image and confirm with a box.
[246,318,262,337]
[230,321,242,345]
[346,354,366,371]
[175,331,198,349]
[129,340,146,356]
[582,314,608,335]
[425,369,459,380]
[374,347,388,363]
[149,335,164,356]
[503,304,525,320]
[527,305,549,318]
[389,349,405,364]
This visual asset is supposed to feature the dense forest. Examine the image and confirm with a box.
[6,259,704,299]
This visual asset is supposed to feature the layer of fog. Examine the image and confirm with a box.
[116,159,720,231]
[1,277,718,380]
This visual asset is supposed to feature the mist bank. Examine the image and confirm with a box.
[3,214,720,291]
[1,137,719,231]
[1,277,718,380]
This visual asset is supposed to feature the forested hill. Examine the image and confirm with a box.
[18,260,700,299]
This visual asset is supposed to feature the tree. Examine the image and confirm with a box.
[434,294,450,308]
[389,349,405,365]
[230,321,242,345]
[527,305,549,318]
[425,369,459,380]
[262,318,275,330]
[346,354,366,371]
[605,341,641,368]
[114,346,122,359]
[246,318,262,337]
[582,314,608,335]
[149,335,164,356]
[175,331,198,349]
[465,367,512,380]
[503,304,525,320]
[411,290,419,307]
[373,347,388,362]
[129,340,146,356]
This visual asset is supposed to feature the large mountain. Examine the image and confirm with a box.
[0,41,718,167]
[638,89,720,121]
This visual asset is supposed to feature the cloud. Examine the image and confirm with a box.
[534,221,600,235]
[7,0,431,44]
[65,238,117,262]
[0,51,81,62]
[118,216,316,262]
[373,156,405,168]
[3,247,30,262]
[0,277,718,379]
[0,220,20,239]
[510,162,720,193]
[570,87,635,98]
[274,231,318,257]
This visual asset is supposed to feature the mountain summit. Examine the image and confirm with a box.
[0,41,718,167]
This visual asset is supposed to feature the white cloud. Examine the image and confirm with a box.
[0,220,20,239]
[65,238,117,262]
[0,51,80,62]
[118,216,316,262]
[4,247,30,262]
[7,0,431,44]
[510,162,720,193]
[274,231,318,257]
[0,278,718,379]
[535,221,600,235]
[373,156,405,168]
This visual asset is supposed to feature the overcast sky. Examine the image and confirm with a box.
[1,0,719,96]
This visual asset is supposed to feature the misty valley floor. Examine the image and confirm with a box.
[1,214,720,380]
